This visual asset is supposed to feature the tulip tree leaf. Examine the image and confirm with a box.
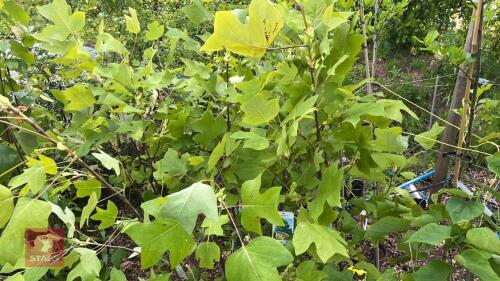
[92,150,121,176]
[125,8,140,34]
[0,184,14,229]
[371,127,408,153]
[125,220,194,269]
[145,21,164,41]
[67,248,102,281]
[26,154,57,175]
[293,221,349,263]
[191,111,226,146]
[110,268,127,281]
[323,7,353,30]
[309,163,345,221]
[80,192,98,228]
[0,144,21,178]
[201,0,284,58]
[202,215,229,236]
[225,237,293,281]
[0,198,52,265]
[181,0,213,25]
[241,92,280,126]
[75,178,102,199]
[240,174,283,235]
[296,261,328,281]
[91,200,118,229]
[159,182,218,232]
[8,163,46,194]
[34,0,85,42]
[64,84,95,112]
[415,123,444,150]
[195,242,220,269]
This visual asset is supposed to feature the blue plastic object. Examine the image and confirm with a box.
[397,169,435,189]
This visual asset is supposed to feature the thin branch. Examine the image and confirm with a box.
[0,96,142,219]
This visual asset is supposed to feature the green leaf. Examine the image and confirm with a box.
[26,154,57,175]
[207,134,227,173]
[309,163,345,221]
[125,8,140,34]
[201,215,229,236]
[230,130,269,150]
[201,0,284,58]
[191,111,226,145]
[240,174,283,235]
[125,220,194,269]
[408,223,451,246]
[35,0,85,41]
[344,102,385,126]
[466,228,500,255]
[0,198,52,265]
[445,197,484,224]
[370,127,408,153]
[377,99,418,123]
[92,150,121,176]
[159,182,218,232]
[241,92,280,126]
[0,184,13,229]
[67,248,102,281]
[3,1,30,25]
[455,249,500,281]
[323,7,353,30]
[8,163,46,194]
[51,204,76,238]
[296,261,328,281]
[0,144,21,178]
[195,242,220,269]
[64,84,95,112]
[365,217,410,244]
[80,192,98,228]
[182,0,213,25]
[91,200,118,229]
[486,152,500,176]
[293,221,349,262]
[110,268,127,281]
[145,21,164,41]
[376,269,397,281]
[412,260,452,281]
[154,148,188,178]
[74,178,102,199]
[225,236,293,281]
[414,123,444,149]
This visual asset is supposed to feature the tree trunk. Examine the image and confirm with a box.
[432,13,475,188]
[359,0,372,94]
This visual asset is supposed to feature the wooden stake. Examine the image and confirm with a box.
[359,0,372,94]
[432,10,476,188]
[453,0,483,185]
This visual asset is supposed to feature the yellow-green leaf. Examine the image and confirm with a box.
[201,0,284,58]
[125,7,140,34]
